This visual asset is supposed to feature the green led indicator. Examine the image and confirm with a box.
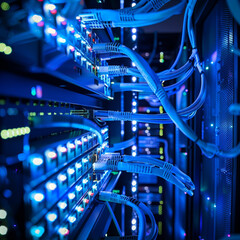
[205,66,209,70]
[1,2,10,11]
[31,87,36,96]
[114,37,120,41]
[183,46,187,50]
[112,189,120,193]
[4,46,12,55]
[111,171,119,175]
[0,43,6,52]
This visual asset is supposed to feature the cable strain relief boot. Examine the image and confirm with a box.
[119,9,135,22]
[148,0,171,11]
[95,12,113,28]
[101,153,123,162]
[99,192,130,204]
[127,163,152,174]
[162,162,173,180]
[105,43,121,53]
[155,88,168,101]
[108,66,128,75]
[108,111,133,121]
[128,197,141,206]
[120,66,128,75]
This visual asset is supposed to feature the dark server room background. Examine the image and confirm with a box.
[0,0,240,239]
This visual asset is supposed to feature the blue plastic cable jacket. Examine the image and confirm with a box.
[119,45,200,141]
[127,69,144,78]
[152,167,194,196]
[180,73,206,114]
[94,43,199,141]
[99,192,146,240]
[148,0,172,11]
[106,61,192,80]
[115,17,178,27]
[164,68,194,91]
[134,1,153,13]
[187,0,197,48]
[81,1,185,28]
[119,45,162,92]
[113,1,186,27]
[124,0,148,10]
[123,155,165,168]
[226,0,240,25]
[96,117,191,124]
[134,1,186,21]
[218,143,240,158]
[122,68,194,93]
[113,3,186,28]
[139,203,157,240]
[169,4,189,71]
[157,92,199,142]
[108,136,137,152]
[123,201,146,240]
[95,69,204,122]
[158,60,193,79]
[96,110,185,121]
[118,161,193,195]
[124,155,194,188]
[99,53,129,61]
[95,99,198,120]
[118,162,153,174]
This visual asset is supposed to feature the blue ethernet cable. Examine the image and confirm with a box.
[111,68,194,93]
[78,1,186,29]
[148,32,158,64]
[94,154,195,196]
[125,0,171,13]
[98,53,129,61]
[99,60,193,81]
[99,191,146,240]
[108,136,137,152]
[94,66,205,123]
[94,110,194,122]
[98,51,195,79]
[137,202,157,240]
[226,0,240,25]
[99,56,194,79]
[99,191,157,240]
[169,2,189,71]
[187,0,197,48]
[96,0,239,157]
[133,0,172,14]
[134,1,153,14]
[92,42,221,158]
[98,66,143,78]
[147,0,172,12]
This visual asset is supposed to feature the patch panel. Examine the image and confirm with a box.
[23,1,112,99]
[18,125,110,239]
[24,131,102,183]
[28,170,111,239]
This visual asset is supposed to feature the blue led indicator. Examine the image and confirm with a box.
[30,226,45,237]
